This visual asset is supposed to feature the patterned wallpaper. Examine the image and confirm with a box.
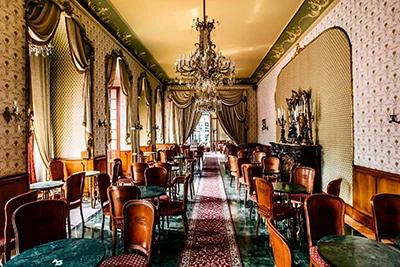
[50,16,85,158]
[258,0,399,176]
[275,28,353,204]
[0,0,27,177]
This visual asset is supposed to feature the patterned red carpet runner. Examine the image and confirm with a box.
[179,154,242,267]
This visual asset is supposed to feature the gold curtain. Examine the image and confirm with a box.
[26,0,62,43]
[168,90,195,109]
[104,52,118,144]
[118,59,133,144]
[138,75,152,144]
[216,89,247,144]
[30,54,54,170]
[65,15,93,151]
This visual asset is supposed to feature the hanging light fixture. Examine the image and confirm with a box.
[195,90,222,113]
[174,0,237,93]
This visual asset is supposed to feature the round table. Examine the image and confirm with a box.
[395,235,400,247]
[74,171,100,208]
[137,185,166,199]
[272,181,306,194]
[317,235,400,267]
[4,238,105,267]
[30,181,65,199]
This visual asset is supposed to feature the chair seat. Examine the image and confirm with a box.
[172,176,185,184]
[143,194,169,202]
[290,193,308,203]
[310,246,330,267]
[158,201,183,216]
[258,204,296,221]
[118,177,133,184]
[115,218,124,228]
[102,203,110,213]
[251,194,257,202]
[100,253,149,267]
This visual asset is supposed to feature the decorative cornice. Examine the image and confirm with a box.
[76,0,334,85]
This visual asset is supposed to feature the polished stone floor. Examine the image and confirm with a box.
[71,153,364,266]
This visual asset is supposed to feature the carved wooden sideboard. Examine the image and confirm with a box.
[270,142,322,193]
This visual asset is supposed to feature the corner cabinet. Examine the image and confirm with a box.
[270,142,322,193]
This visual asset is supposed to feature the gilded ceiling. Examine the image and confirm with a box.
[76,0,335,84]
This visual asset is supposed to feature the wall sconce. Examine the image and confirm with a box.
[2,101,34,126]
[261,119,268,131]
[98,119,107,127]
[131,123,143,131]
[389,109,400,124]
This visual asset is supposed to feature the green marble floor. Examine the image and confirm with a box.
[71,153,363,266]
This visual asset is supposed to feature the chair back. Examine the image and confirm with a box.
[241,163,254,186]
[228,155,238,173]
[112,161,121,185]
[371,193,400,241]
[184,149,194,160]
[107,186,141,222]
[262,156,280,172]
[293,166,315,194]
[131,163,149,185]
[267,218,293,267]
[237,157,251,178]
[246,165,262,194]
[182,174,191,212]
[304,193,345,247]
[253,151,266,163]
[196,146,204,157]
[113,158,124,178]
[123,200,156,262]
[144,167,168,187]
[98,173,111,209]
[326,178,342,196]
[3,191,37,262]
[65,172,85,206]
[154,162,172,182]
[254,178,274,216]
[166,150,175,161]
[159,150,168,163]
[49,160,65,182]
[13,200,68,254]
[237,149,248,159]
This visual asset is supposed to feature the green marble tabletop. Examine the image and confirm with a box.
[262,168,280,175]
[396,235,400,247]
[4,238,105,267]
[272,181,306,194]
[317,235,400,267]
[30,181,64,191]
[171,166,180,171]
[137,185,166,199]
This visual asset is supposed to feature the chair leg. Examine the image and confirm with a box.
[80,204,85,237]
[244,190,248,207]
[182,214,188,239]
[166,216,170,227]
[68,213,72,238]
[255,213,260,236]
[230,175,233,187]
[112,225,116,256]
[101,214,105,240]
[249,201,253,220]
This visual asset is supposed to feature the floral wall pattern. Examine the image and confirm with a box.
[258,0,399,175]
[0,0,27,177]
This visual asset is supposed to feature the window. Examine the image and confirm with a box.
[109,87,120,155]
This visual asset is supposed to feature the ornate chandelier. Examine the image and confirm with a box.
[195,90,222,113]
[174,0,237,92]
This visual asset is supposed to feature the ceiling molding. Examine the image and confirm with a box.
[76,0,334,85]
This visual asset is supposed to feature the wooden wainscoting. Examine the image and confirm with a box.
[0,173,29,232]
[351,166,400,229]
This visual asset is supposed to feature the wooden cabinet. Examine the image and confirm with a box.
[270,142,322,193]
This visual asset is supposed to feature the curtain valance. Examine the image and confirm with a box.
[168,90,195,109]
[26,0,62,44]
[218,89,247,107]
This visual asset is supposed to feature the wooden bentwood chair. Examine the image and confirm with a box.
[12,200,68,255]
[65,172,85,238]
[267,218,293,267]
[305,194,345,267]
[371,193,400,242]
[2,191,38,263]
[100,200,156,267]
[326,178,342,196]
[108,186,141,256]
[97,173,111,240]
[131,162,149,186]
[254,178,297,237]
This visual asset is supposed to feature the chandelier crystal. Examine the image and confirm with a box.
[195,91,222,113]
[174,0,237,91]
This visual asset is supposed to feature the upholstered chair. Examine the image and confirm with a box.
[97,173,111,240]
[114,158,133,184]
[326,178,342,196]
[131,163,149,186]
[228,155,238,187]
[237,157,251,192]
[304,193,345,267]
[100,200,156,266]
[237,149,249,159]
[267,218,293,267]
[253,151,266,163]
[64,172,85,238]
[371,193,400,242]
